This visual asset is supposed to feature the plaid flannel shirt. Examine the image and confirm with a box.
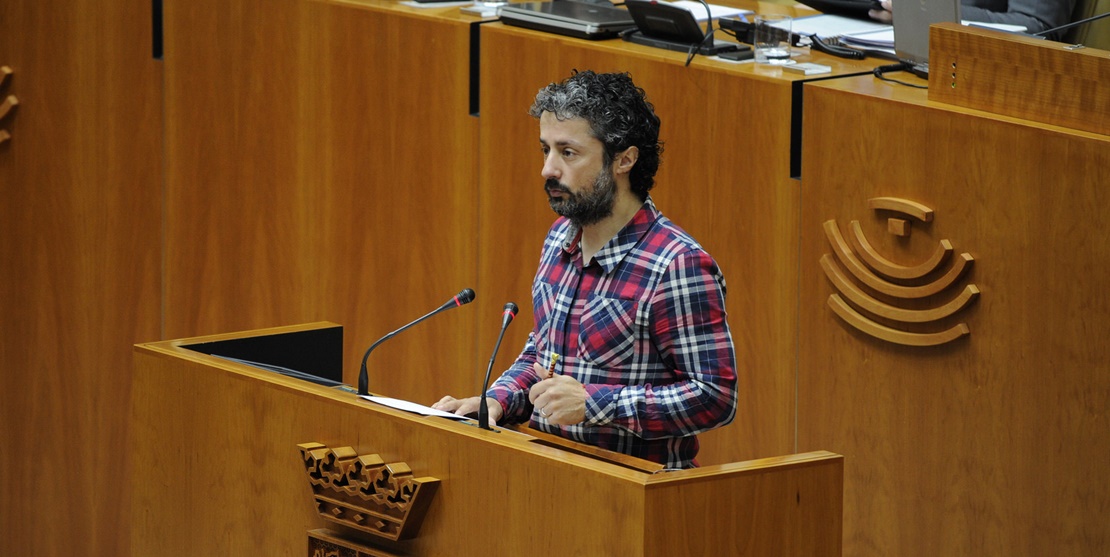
[488,198,737,469]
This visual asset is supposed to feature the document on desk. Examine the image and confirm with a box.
[833,20,1026,52]
[963,21,1026,33]
[668,1,752,21]
[361,394,470,420]
[400,0,471,8]
[790,14,891,38]
[838,27,894,49]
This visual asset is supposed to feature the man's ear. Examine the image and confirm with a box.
[613,146,639,176]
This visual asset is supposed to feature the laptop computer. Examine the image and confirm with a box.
[621,0,741,55]
[499,1,636,40]
[795,0,877,20]
[893,0,961,75]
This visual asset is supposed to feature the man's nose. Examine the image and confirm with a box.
[541,153,560,180]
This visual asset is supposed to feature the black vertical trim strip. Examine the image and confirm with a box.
[152,0,164,60]
[789,79,803,179]
[469,21,481,117]
[788,73,874,179]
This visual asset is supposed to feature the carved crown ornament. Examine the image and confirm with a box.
[298,442,440,542]
[0,66,17,144]
[821,197,980,346]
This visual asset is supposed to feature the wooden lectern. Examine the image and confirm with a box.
[131,323,843,556]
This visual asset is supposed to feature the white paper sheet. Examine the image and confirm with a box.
[361,394,470,420]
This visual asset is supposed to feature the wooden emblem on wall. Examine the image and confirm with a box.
[0,66,17,145]
[298,442,439,542]
[821,197,980,346]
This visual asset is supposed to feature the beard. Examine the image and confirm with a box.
[544,167,617,227]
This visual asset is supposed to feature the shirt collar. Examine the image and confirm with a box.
[558,197,660,274]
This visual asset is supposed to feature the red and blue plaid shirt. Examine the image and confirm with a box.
[488,198,737,469]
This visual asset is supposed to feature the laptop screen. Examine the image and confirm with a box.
[893,0,961,64]
[625,0,707,44]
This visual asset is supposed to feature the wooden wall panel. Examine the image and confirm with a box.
[477,24,805,465]
[0,1,162,556]
[161,0,480,403]
[799,78,1110,556]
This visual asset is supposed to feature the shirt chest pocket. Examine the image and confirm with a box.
[578,296,641,370]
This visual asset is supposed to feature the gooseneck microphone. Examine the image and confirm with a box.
[477,302,518,430]
[1032,11,1110,39]
[685,0,716,67]
[357,288,475,396]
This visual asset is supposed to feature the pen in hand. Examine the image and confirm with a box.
[545,353,560,379]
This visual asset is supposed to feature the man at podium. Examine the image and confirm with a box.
[435,71,738,470]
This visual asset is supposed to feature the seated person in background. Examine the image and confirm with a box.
[433,70,738,470]
[869,0,1077,38]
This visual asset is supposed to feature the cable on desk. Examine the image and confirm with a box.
[685,29,724,66]
[821,35,901,61]
[873,62,928,89]
[812,35,865,60]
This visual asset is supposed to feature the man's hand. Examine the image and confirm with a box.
[432,395,502,427]
[528,363,587,426]
[869,0,893,23]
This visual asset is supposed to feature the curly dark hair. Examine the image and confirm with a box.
[529,70,663,200]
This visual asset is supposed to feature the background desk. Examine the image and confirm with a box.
[160,0,484,400]
[799,74,1110,556]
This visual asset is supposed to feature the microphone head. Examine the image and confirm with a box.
[502,302,519,325]
[456,288,476,306]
